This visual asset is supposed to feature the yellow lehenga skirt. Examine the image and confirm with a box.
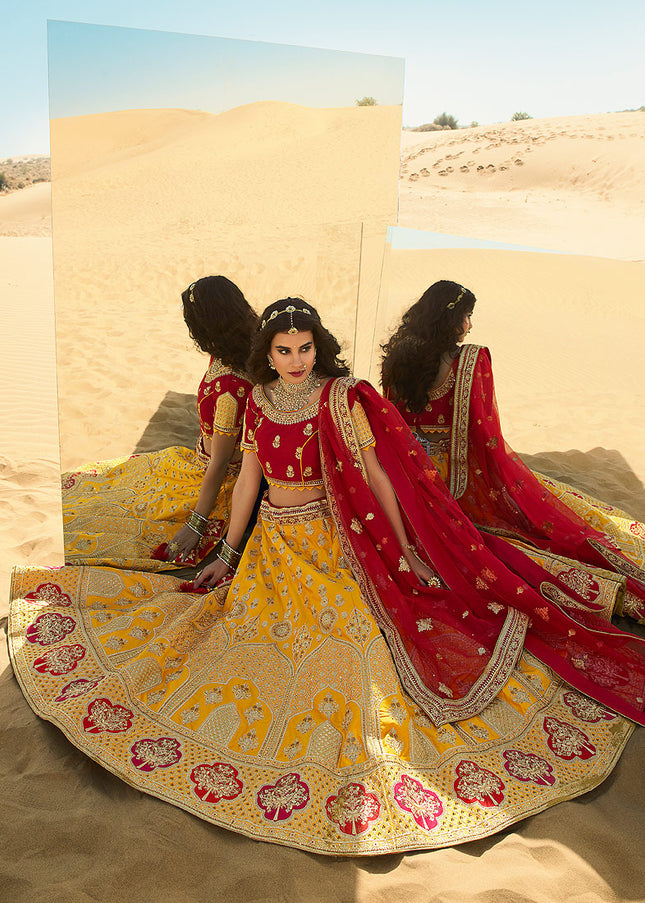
[9,498,634,855]
[63,447,240,571]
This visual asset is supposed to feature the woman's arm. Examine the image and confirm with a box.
[194,450,264,587]
[360,444,437,585]
[169,432,238,561]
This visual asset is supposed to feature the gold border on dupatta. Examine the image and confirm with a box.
[449,344,482,499]
[321,378,529,727]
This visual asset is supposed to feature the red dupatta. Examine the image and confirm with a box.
[318,377,645,726]
[450,345,645,617]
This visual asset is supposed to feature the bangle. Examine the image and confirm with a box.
[189,509,209,525]
[186,511,209,536]
[217,538,241,570]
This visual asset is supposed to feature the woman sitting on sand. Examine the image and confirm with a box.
[10,298,645,855]
[381,279,645,623]
[62,275,257,571]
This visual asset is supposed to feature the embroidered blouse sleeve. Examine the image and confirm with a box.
[212,375,252,436]
[240,398,259,453]
[351,400,376,449]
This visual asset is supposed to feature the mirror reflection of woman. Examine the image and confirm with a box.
[62,275,257,571]
[381,279,645,622]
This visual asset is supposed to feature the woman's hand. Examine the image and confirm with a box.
[404,546,439,587]
[194,558,230,589]
[166,525,202,562]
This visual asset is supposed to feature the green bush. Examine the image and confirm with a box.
[0,172,7,191]
[433,112,458,129]
[511,111,533,121]
[355,96,377,106]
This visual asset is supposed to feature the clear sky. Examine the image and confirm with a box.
[46,22,403,120]
[2,0,644,155]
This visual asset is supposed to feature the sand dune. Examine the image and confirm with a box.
[1,107,645,901]
[49,102,401,469]
[400,111,645,259]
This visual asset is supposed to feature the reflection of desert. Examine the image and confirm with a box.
[2,108,645,899]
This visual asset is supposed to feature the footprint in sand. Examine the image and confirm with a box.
[513,158,524,166]
[486,164,496,171]
[460,165,469,173]
[420,168,430,176]
[409,173,419,181]
[438,166,454,176]
[476,165,484,172]
[499,165,508,170]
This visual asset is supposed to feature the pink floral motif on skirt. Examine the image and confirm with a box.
[256,773,310,821]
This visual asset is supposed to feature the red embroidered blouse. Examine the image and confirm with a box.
[241,384,374,491]
[197,358,253,453]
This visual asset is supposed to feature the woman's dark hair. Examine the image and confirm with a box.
[182,275,258,372]
[246,298,350,384]
[381,280,476,412]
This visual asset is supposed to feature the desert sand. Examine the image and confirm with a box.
[2,109,645,901]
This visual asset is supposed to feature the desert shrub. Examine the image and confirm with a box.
[469,121,479,128]
[0,172,7,191]
[511,111,532,121]
[433,112,458,129]
[411,122,445,131]
[355,96,377,106]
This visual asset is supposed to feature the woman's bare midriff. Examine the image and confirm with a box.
[267,485,327,508]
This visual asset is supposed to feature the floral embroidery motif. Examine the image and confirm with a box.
[543,717,596,760]
[33,644,86,676]
[83,698,134,734]
[562,690,616,723]
[326,782,381,835]
[503,749,555,786]
[393,774,444,831]
[569,652,629,689]
[190,762,243,803]
[558,568,600,601]
[318,607,338,632]
[318,693,339,719]
[345,609,372,645]
[454,760,505,807]
[257,772,310,821]
[26,611,76,646]
[24,582,72,607]
[292,625,312,662]
[416,617,433,632]
[131,737,182,771]
[55,677,104,702]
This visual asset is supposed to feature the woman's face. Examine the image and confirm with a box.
[268,330,316,383]
[457,311,473,343]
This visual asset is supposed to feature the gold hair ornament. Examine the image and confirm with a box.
[261,304,312,335]
[446,287,467,309]
[188,282,197,303]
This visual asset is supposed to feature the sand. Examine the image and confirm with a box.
[1,108,645,901]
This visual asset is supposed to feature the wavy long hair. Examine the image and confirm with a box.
[181,275,258,372]
[247,298,350,384]
[381,280,476,412]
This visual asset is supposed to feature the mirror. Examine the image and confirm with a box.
[47,21,404,469]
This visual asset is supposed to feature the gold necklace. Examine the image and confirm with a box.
[271,371,321,411]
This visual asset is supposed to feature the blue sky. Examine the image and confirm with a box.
[47,22,403,120]
[2,0,644,155]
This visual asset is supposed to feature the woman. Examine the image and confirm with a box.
[381,280,645,624]
[9,300,645,855]
[62,275,257,571]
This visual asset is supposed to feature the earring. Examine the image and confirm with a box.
[267,355,276,371]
